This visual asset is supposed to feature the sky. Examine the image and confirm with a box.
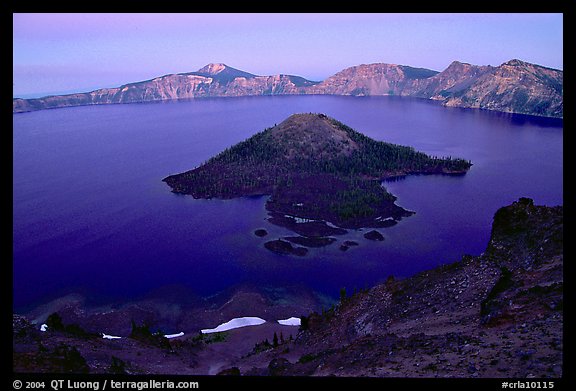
[13,13,563,98]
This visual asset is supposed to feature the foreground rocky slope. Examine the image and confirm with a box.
[13,198,562,377]
[246,197,563,377]
[13,59,563,118]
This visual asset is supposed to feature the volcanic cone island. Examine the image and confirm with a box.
[163,113,472,252]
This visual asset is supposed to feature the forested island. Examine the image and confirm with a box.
[163,113,471,253]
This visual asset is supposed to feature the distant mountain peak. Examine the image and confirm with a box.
[194,63,257,81]
[197,63,228,75]
[445,60,473,69]
[503,59,529,67]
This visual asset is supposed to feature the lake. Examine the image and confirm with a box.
[12,95,563,312]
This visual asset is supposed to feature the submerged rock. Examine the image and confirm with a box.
[264,239,308,256]
[254,229,268,237]
[339,241,360,251]
[364,230,384,241]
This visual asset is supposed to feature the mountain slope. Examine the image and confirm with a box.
[306,63,439,96]
[408,60,495,99]
[193,62,257,82]
[13,60,563,118]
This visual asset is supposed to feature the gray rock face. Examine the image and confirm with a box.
[13,60,563,118]
[306,63,438,96]
[442,59,563,118]
[408,61,495,99]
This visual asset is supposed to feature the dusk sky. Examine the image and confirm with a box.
[13,13,563,98]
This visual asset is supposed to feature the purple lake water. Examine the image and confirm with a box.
[12,95,563,312]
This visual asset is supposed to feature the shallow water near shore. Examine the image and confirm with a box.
[13,95,563,313]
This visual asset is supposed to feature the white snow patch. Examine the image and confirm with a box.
[188,75,212,83]
[102,333,122,340]
[164,332,185,339]
[283,214,343,228]
[201,317,266,334]
[277,317,301,326]
[284,215,318,224]
[325,221,342,229]
[294,217,312,223]
[206,63,226,74]
[40,324,48,332]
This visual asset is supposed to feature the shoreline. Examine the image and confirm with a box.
[17,282,334,338]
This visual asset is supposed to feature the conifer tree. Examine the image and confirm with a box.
[273,332,279,347]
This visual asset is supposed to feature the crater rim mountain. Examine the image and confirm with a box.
[13,59,563,118]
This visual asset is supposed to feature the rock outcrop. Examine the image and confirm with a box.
[13,60,563,118]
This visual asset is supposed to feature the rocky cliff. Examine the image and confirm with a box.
[408,60,495,99]
[306,63,439,96]
[13,60,563,118]
[245,197,563,377]
[442,59,563,118]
